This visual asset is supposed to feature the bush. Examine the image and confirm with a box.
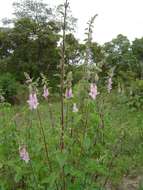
[0,73,19,104]
[126,79,143,110]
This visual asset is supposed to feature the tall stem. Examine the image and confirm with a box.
[59,1,68,190]
[65,101,69,128]
[47,99,55,128]
[60,0,68,152]
[37,109,52,171]
[29,160,39,189]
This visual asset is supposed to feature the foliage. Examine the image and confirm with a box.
[0,91,143,189]
[132,37,143,79]
[13,0,53,23]
[103,34,137,80]
[0,1,143,91]
[0,0,143,189]
[125,79,143,110]
[0,73,19,103]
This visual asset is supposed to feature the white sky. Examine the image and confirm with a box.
[0,0,143,44]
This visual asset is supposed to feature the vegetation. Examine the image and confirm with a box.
[0,0,143,189]
[0,91,143,189]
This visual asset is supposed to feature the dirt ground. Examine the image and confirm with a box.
[106,175,143,190]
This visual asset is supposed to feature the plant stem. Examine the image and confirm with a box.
[59,1,68,190]
[102,132,125,188]
[65,101,69,128]
[37,109,52,171]
[37,109,59,190]
[47,99,55,128]
[60,0,68,152]
[29,160,39,189]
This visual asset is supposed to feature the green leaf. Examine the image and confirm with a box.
[56,151,67,168]
[83,137,91,150]
[14,173,22,183]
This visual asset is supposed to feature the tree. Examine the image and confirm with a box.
[90,42,104,64]
[103,34,136,88]
[0,0,61,88]
[0,28,13,73]
[132,37,143,79]
[65,33,80,65]
[13,0,53,23]
[9,18,60,84]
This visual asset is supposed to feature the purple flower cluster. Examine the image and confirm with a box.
[26,78,113,111]
[107,77,112,93]
[43,86,49,99]
[19,146,30,163]
[89,83,99,100]
[27,93,39,110]
[65,88,73,99]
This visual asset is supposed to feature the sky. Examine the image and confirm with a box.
[0,0,143,44]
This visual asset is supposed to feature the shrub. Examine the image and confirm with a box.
[126,79,143,110]
[0,73,19,104]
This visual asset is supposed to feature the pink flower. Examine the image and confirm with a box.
[27,92,39,110]
[65,88,73,99]
[19,146,30,163]
[73,103,78,112]
[89,83,99,100]
[107,77,112,93]
[43,86,49,99]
